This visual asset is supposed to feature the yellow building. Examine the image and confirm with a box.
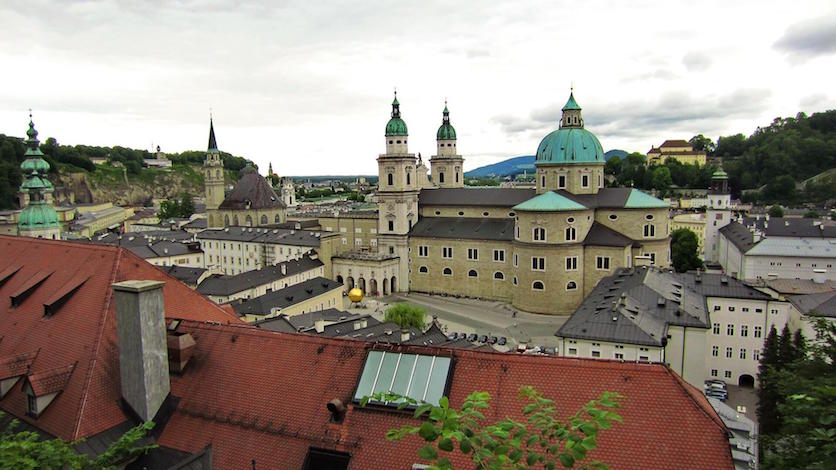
[646,140,707,166]
[671,212,707,257]
[232,276,345,323]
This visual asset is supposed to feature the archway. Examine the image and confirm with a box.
[369,279,378,296]
[738,374,755,388]
[245,215,253,227]
[347,277,355,289]
[391,276,397,293]
[233,215,239,226]
[358,277,366,293]
[336,275,344,285]
[224,215,230,226]
[382,278,389,295]
[261,215,268,225]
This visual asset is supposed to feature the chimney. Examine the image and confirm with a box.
[354,318,368,330]
[812,269,826,284]
[400,329,410,342]
[167,332,196,374]
[315,319,326,333]
[281,264,287,276]
[112,280,170,422]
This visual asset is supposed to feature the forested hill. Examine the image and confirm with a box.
[0,133,254,209]
[715,110,836,203]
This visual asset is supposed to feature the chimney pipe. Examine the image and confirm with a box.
[112,280,170,422]
[327,398,345,423]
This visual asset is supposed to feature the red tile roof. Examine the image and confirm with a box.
[25,363,76,397]
[0,351,39,381]
[0,235,242,441]
[158,320,733,470]
[660,139,692,148]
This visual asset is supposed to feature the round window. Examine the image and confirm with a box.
[435,211,440,215]
[509,212,516,217]
[483,212,489,216]
[567,217,575,223]
[646,214,654,220]
[458,211,464,216]
[609,214,618,220]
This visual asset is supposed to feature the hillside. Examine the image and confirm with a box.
[465,149,628,178]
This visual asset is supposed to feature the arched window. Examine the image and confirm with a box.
[566,281,578,290]
[261,215,268,225]
[541,175,546,187]
[468,269,478,278]
[406,172,411,185]
[245,215,253,227]
[275,214,281,223]
[565,226,576,241]
[456,172,459,183]
[439,172,445,183]
[419,266,428,273]
[532,281,544,290]
[533,227,546,241]
[224,215,230,226]
[216,169,220,178]
[233,215,239,226]
[442,267,452,276]
[494,271,504,280]
[643,224,655,237]
[388,173,393,186]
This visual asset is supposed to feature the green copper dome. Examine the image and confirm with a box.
[21,156,50,174]
[436,103,456,140]
[19,203,60,229]
[536,128,605,165]
[712,169,728,179]
[535,91,604,165]
[385,93,408,136]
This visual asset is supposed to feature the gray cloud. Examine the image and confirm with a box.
[774,12,836,61]
[682,51,712,71]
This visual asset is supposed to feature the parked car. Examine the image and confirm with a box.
[478,335,488,343]
[467,333,478,342]
[447,332,458,340]
[489,336,498,344]
[498,337,507,346]
[705,390,728,401]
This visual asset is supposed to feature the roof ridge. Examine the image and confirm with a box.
[663,365,728,434]
[0,234,120,253]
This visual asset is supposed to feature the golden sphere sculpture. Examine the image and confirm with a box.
[348,288,364,303]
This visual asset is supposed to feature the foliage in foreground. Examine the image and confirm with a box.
[0,415,155,470]
[384,302,427,329]
[361,386,623,470]
[758,319,836,469]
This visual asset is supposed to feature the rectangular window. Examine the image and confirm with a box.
[533,227,546,241]
[513,253,518,267]
[755,308,763,313]
[582,174,589,187]
[740,325,748,337]
[754,350,760,361]
[303,448,351,470]
[724,371,732,379]
[418,246,429,257]
[727,324,734,336]
[713,305,721,311]
[558,174,566,189]
[711,369,718,377]
[354,351,452,406]
[531,257,545,271]
[568,348,577,355]
[591,351,600,358]
[754,326,762,338]
[442,247,453,259]
[713,323,720,334]
[639,355,649,361]
[467,248,478,261]
[725,347,733,358]
[712,346,718,357]
[742,307,749,312]
[596,256,610,270]
[493,249,505,262]
[27,394,37,416]
[388,221,394,231]
[614,353,624,359]
[565,256,578,271]
[740,349,747,359]
[728,306,735,312]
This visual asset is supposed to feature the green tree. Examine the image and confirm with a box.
[688,134,716,154]
[0,416,155,469]
[670,228,703,273]
[758,326,781,436]
[777,324,796,366]
[361,386,623,470]
[803,210,819,219]
[157,193,195,219]
[651,166,672,193]
[603,156,621,176]
[768,205,784,218]
[384,303,427,329]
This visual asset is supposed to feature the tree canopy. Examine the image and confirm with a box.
[157,193,195,219]
[670,228,703,273]
[384,303,427,330]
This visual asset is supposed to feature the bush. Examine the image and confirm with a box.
[384,303,426,329]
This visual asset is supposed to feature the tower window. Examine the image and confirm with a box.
[533,227,546,241]
[558,175,566,188]
[541,175,546,187]
[388,221,394,231]
[565,227,576,241]
[582,175,589,187]
[439,172,445,183]
[387,173,393,186]
[643,224,655,238]
[406,172,411,185]
[396,140,401,144]
[456,172,459,183]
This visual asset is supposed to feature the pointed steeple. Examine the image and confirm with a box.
[560,88,583,129]
[385,91,408,137]
[391,91,401,118]
[436,100,456,141]
[18,112,60,237]
[207,116,218,153]
[268,162,274,177]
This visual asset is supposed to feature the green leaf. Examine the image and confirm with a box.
[419,423,439,442]
[460,437,472,454]
[438,437,454,452]
[523,403,539,415]
[439,396,449,409]
[526,452,539,466]
[418,445,438,460]
[559,452,575,468]
[414,403,433,418]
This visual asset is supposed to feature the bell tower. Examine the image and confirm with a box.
[430,101,464,188]
[377,92,417,293]
[204,116,225,228]
[18,112,61,240]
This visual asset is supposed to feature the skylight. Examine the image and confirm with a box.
[353,350,452,406]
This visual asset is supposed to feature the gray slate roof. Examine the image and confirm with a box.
[160,265,207,286]
[788,291,836,318]
[719,222,757,252]
[196,255,323,296]
[409,217,514,241]
[582,222,635,247]
[231,277,343,316]
[197,226,327,247]
[741,217,836,238]
[418,188,535,208]
[219,172,285,210]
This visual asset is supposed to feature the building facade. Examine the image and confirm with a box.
[646,139,707,166]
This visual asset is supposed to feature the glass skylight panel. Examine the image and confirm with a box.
[354,351,452,406]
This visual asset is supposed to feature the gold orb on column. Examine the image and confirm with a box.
[348,288,364,303]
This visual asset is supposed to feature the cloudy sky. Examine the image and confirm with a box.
[1,1,835,176]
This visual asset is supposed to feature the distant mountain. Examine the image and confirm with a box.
[465,156,535,178]
[465,149,629,178]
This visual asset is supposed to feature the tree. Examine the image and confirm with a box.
[650,166,672,193]
[384,303,427,329]
[777,324,796,366]
[361,386,623,470]
[0,415,155,469]
[768,205,784,218]
[688,134,716,154]
[758,326,781,436]
[803,210,819,219]
[157,193,195,219]
[670,228,703,273]
[603,156,621,176]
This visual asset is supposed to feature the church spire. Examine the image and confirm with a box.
[18,112,60,239]
[560,89,583,129]
[207,116,218,153]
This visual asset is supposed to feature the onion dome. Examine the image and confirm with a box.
[436,102,456,140]
[385,92,408,136]
[535,91,605,165]
[18,113,60,230]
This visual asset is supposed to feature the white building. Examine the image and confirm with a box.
[556,267,791,389]
[718,216,836,281]
[196,254,324,304]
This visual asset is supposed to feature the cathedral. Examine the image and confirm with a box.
[204,91,671,315]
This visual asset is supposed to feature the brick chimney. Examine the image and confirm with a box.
[112,280,170,422]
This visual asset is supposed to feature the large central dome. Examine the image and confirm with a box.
[535,92,605,165]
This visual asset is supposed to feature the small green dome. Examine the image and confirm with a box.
[386,117,408,136]
[18,204,60,229]
[536,127,605,165]
[21,157,50,174]
[20,175,53,191]
[436,104,456,140]
[712,169,728,179]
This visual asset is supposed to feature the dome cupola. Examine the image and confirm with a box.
[535,90,604,166]
[385,92,408,136]
[436,102,456,140]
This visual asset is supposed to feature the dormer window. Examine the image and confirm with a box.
[354,351,452,407]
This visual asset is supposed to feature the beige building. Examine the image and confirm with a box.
[646,139,707,166]
[196,254,324,304]
[232,277,345,322]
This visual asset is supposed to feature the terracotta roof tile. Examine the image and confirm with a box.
[26,363,76,397]
[0,350,39,381]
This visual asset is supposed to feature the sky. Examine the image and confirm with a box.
[1,0,835,176]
